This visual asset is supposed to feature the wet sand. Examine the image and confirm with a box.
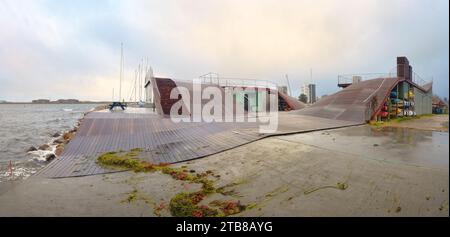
[0,118,448,217]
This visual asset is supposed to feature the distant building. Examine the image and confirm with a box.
[32,99,50,104]
[432,96,449,114]
[301,84,317,104]
[301,84,308,99]
[56,99,79,104]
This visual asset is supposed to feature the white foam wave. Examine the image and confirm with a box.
[27,138,59,162]
[0,166,39,182]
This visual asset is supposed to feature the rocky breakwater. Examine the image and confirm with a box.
[26,122,80,162]
[27,104,107,162]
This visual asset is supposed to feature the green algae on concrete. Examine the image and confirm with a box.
[169,192,220,217]
[96,149,248,217]
[166,172,243,217]
[123,188,139,203]
[304,182,349,195]
[97,150,148,172]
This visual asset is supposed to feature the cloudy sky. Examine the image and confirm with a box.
[0,0,448,102]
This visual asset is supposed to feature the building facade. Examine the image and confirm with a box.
[301,84,317,104]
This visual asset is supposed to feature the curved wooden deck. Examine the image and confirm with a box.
[37,109,359,178]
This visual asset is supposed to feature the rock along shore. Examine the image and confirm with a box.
[30,104,108,162]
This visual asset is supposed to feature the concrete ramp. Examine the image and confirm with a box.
[296,78,400,123]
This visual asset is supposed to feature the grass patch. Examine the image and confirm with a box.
[393,116,415,123]
[370,114,435,127]
[369,121,385,127]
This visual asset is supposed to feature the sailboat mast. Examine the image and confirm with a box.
[140,58,144,101]
[138,63,141,101]
[119,42,123,102]
[145,57,148,102]
[134,69,137,103]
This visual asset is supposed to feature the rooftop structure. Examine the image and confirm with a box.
[149,74,305,118]
[303,57,433,122]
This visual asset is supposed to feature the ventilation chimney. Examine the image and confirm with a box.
[397,56,412,81]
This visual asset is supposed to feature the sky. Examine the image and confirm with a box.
[0,0,448,102]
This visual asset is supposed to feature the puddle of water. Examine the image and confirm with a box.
[335,126,435,145]
[284,125,449,168]
[339,126,448,168]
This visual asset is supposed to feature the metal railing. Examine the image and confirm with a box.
[338,72,397,85]
[199,72,278,90]
[337,66,431,87]
[412,71,431,87]
[199,72,220,84]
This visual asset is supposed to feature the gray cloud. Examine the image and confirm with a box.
[0,0,448,102]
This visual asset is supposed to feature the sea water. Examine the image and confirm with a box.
[0,104,99,183]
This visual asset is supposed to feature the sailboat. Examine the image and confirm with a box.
[126,55,151,108]
[136,58,148,108]
[137,100,146,107]
[109,43,127,111]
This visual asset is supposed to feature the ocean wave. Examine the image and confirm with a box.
[28,150,53,162]
[48,118,62,123]
[27,141,59,162]
[0,104,94,184]
[0,165,40,183]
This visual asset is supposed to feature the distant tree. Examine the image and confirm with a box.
[298,93,308,103]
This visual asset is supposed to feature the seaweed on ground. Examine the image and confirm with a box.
[304,182,348,195]
[96,149,248,217]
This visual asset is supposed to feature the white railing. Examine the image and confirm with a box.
[412,71,430,87]
[338,72,397,85]
[337,65,432,87]
[199,72,278,90]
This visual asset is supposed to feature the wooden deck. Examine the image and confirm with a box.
[296,78,400,122]
[37,109,359,178]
